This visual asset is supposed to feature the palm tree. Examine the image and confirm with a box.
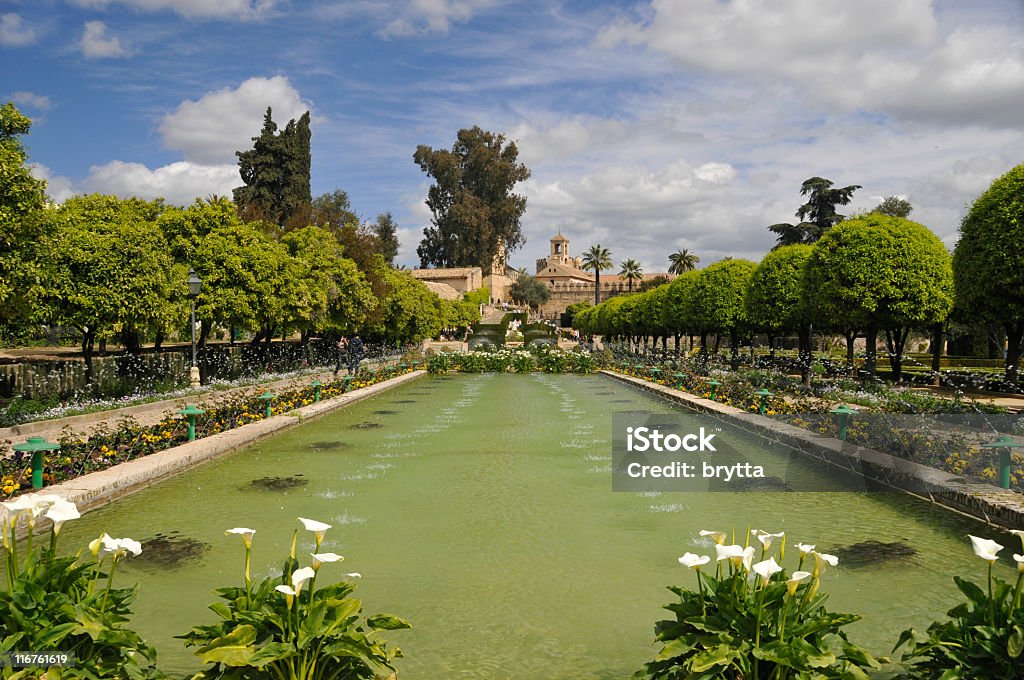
[619,259,643,293]
[668,249,699,275]
[581,244,613,305]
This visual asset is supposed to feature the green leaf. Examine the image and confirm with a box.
[366,614,412,631]
[1008,625,1024,659]
[247,642,294,667]
[689,644,736,673]
[194,624,257,666]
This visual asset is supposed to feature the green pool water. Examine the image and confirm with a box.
[55,374,1019,679]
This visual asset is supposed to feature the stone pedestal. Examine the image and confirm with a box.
[189,365,201,388]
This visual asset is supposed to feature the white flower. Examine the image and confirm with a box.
[812,551,839,577]
[740,546,756,572]
[225,527,255,548]
[275,585,296,596]
[1010,529,1024,551]
[100,535,142,559]
[678,553,711,569]
[345,572,362,579]
[795,543,815,555]
[291,566,316,594]
[311,552,344,571]
[1,494,38,517]
[1014,554,1024,573]
[44,499,80,535]
[89,532,110,557]
[298,517,331,543]
[699,530,727,545]
[786,571,812,595]
[752,530,784,550]
[969,535,1003,563]
[752,557,783,585]
[715,544,744,561]
[3,493,63,520]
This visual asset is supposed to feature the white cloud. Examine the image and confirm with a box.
[9,91,52,111]
[597,0,1024,130]
[0,13,37,47]
[380,0,500,36]
[82,160,239,205]
[159,76,314,165]
[69,0,277,20]
[29,164,76,204]
[81,21,128,59]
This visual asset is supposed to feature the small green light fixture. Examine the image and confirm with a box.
[342,375,354,393]
[829,404,859,441]
[259,391,276,418]
[707,378,722,402]
[980,435,1024,490]
[754,388,773,415]
[13,436,60,489]
[311,380,322,402]
[177,405,205,442]
[672,372,686,390]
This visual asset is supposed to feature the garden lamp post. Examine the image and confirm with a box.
[754,388,773,415]
[13,437,60,489]
[980,436,1024,490]
[187,268,202,388]
[707,379,722,402]
[177,405,205,442]
[829,404,859,441]
[259,391,276,418]
[311,380,322,403]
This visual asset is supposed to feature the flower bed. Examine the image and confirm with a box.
[0,365,421,498]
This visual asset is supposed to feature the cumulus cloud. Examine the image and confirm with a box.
[81,161,239,205]
[0,13,37,47]
[597,0,1024,130]
[81,21,128,59]
[29,164,76,204]
[10,91,52,111]
[159,76,314,165]
[69,0,276,20]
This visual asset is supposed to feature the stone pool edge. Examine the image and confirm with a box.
[4,370,427,537]
[599,370,1024,531]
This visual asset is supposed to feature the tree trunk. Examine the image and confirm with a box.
[884,327,910,383]
[768,334,776,360]
[594,271,601,306]
[98,337,106,354]
[674,333,681,357]
[729,330,740,370]
[930,323,943,387]
[864,325,878,379]
[154,329,164,352]
[713,334,721,355]
[1005,321,1023,390]
[845,329,858,378]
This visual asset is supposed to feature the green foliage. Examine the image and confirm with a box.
[462,286,490,307]
[581,244,613,305]
[688,259,758,335]
[234,107,312,229]
[769,177,862,246]
[637,530,879,680]
[372,269,443,343]
[745,245,814,334]
[872,196,913,218]
[896,537,1024,679]
[619,258,644,292]
[181,524,408,680]
[561,300,590,328]
[371,211,400,265]
[638,274,671,292]
[1,499,162,679]
[508,274,550,310]
[667,249,699,275]
[414,126,530,269]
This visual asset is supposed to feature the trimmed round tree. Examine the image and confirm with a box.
[663,269,699,355]
[688,259,758,369]
[745,244,814,382]
[953,163,1024,389]
[803,214,953,381]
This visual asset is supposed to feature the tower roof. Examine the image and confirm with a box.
[550,233,568,242]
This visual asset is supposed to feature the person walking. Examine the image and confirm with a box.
[348,334,365,375]
[334,335,349,375]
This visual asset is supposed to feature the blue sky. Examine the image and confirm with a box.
[3,0,1023,272]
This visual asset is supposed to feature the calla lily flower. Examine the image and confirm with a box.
[786,570,812,595]
[1,494,38,518]
[44,499,80,535]
[969,535,1003,563]
[678,553,711,569]
[752,557,782,585]
[740,546,756,571]
[1014,554,1024,573]
[291,566,316,594]
[699,530,727,545]
[311,552,344,571]
[298,517,331,544]
[753,530,784,550]
[275,585,296,596]
[225,527,255,548]
[1010,529,1024,551]
[100,535,142,560]
[812,551,839,577]
[89,533,110,558]
[715,544,744,561]
[345,572,362,579]
[795,543,815,555]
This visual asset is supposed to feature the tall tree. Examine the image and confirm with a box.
[872,196,913,218]
[414,126,530,270]
[619,258,643,293]
[769,176,862,246]
[953,163,1024,388]
[745,245,815,382]
[688,259,758,369]
[668,248,699,274]
[372,211,400,264]
[0,102,48,323]
[233,107,312,230]
[509,273,551,311]
[581,244,613,305]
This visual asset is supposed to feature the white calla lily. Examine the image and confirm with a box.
[1014,554,1024,573]
[715,544,744,561]
[275,585,296,596]
[1,494,38,517]
[786,571,812,595]
[753,530,784,550]
[678,553,711,569]
[43,498,80,535]
[99,535,142,560]
[795,543,815,555]
[225,527,255,548]
[291,566,316,594]
[1010,529,1024,551]
[298,517,332,545]
[89,533,110,558]
[699,530,727,545]
[740,546,756,572]
[968,535,1003,563]
[812,551,839,577]
[751,557,783,585]
[311,552,344,571]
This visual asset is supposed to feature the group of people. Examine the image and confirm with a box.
[334,334,366,375]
